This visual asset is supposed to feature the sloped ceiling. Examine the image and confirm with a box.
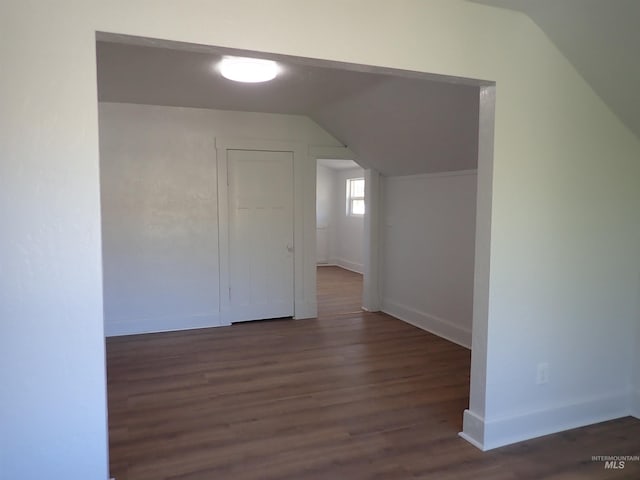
[97,41,480,176]
[317,159,361,171]
[313,77,479,175]
[470,0,640,139]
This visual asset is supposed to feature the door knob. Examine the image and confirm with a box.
[286,244,294,253]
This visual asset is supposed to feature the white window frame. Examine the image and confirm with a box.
[346,177,365,217]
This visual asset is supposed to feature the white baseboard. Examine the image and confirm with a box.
[632,389,640,419]
[329,257,364,274]
[105,313,220,337]
[381,299,471,349]
[295,300,318,319]
[460,409,486,450]
[460,390,631,451]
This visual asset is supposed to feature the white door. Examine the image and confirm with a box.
[227,149,294,322]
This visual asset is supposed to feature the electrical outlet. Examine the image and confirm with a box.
[536,362,549,385]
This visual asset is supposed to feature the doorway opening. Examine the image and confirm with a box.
[316,158,366,317]
[96,31,496,476]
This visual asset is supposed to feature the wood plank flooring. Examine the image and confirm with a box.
[107,269,640,479]
[316,265,363,316]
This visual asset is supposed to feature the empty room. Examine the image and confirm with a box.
[2,1,639,480]
[97,38,484,478]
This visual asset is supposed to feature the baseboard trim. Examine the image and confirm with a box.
[105,313,220,337]
[460,409,486,450]
[458,432,485,451]
[329,258,364,275]
[381,299,471,349]
[462,390,631,451]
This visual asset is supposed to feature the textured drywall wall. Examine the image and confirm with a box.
[99,102,340,335]
[99,103,220,335]
[0,3,109,478]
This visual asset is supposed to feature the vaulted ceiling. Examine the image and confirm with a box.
[97,40,480,176]
[470,0,640,140]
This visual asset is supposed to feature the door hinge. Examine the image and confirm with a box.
[228,287,231,301]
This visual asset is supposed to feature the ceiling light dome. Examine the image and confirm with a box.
[219,56,279,83]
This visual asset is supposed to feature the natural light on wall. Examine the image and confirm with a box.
[347,177,365,216]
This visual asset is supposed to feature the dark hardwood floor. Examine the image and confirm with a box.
[107,270,640,479]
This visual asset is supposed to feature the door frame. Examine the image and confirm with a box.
[216,138,309,325]
[310,146,382,313]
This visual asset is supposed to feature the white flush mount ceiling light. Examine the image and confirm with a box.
[218,56,279,83]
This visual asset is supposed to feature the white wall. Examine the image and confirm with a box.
[100,102,341,336]
[315,165,365,273]
[3,1,640,477]
[382,171,477,348]
[331,167,365,273]
[1,5,108,479]
[316,164,334,264]
[99,103,219,336]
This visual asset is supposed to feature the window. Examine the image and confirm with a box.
[346,177,365,216]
